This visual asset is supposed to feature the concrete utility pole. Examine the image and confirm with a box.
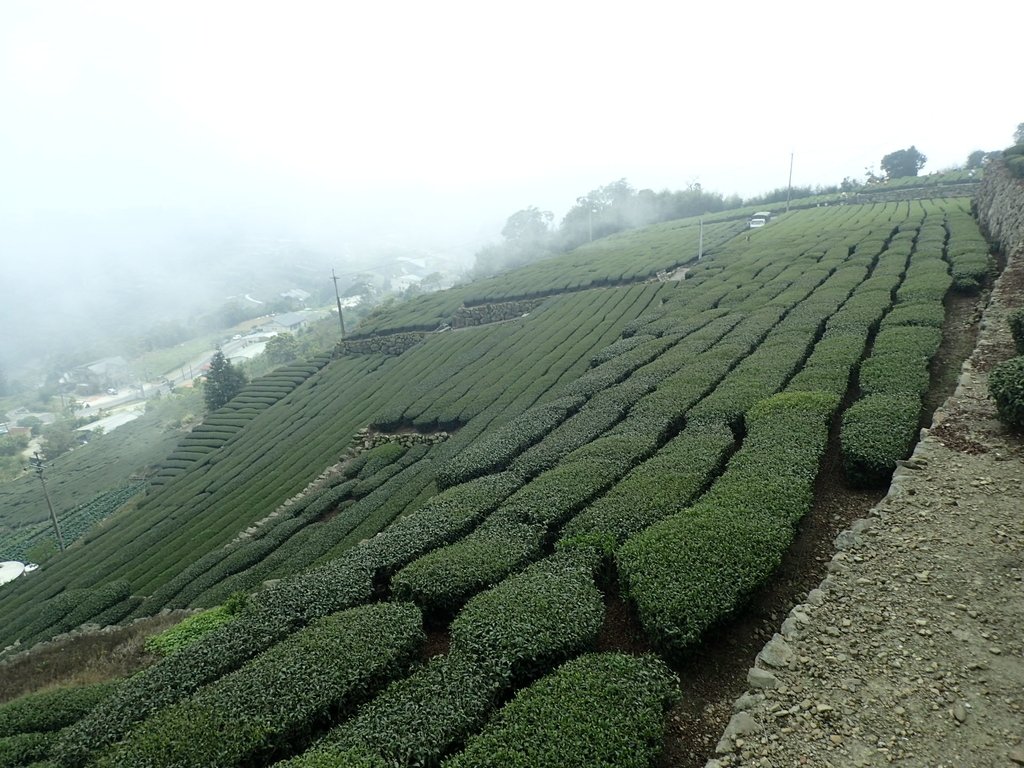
[331,269,347,338]
[698,218,704,260]
[31,452,65,552]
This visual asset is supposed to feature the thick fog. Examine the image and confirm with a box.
[0,1,1018,377]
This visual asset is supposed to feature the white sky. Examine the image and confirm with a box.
[1,0,1020,253]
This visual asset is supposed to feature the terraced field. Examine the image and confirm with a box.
[0,196,995,767]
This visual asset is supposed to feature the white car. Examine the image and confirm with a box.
[748,218,767,228]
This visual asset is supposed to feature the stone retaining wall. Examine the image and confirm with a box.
[975,161,1024,256]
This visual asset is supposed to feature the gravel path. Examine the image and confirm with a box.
[707,251,1024,768]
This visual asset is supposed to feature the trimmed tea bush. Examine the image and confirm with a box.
[391,521,545,615]
[617,392,837,653]
[841,393,921,486]
[1009,308,1024,354]
[559,422,734,552]
[0,682,118,737]
[450,549,604,683]
[444,653,679,768]
[989,356,1024,429]
[97,603,424,768]
[284,652,507,768]
[0,731,56,767]
[53,563,374,766]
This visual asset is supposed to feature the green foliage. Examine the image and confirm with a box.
[348,471,525,581]
[4,198,997,766]
[988,356,1024,429]
[1007,154,1024,180]
[144,605,239,656]
[354,442,408,480]
[263,333,301,365]
[391,520,545,616]
[287,652,507,768]
[444,653,679,768]
[11,581,132,650]
[98,603,424,768]
[202,350,248,411]
[0,682,119,737]
[1008,308,1024,354]
[0,730,56,768]
[880,145,927,179]
[559,422,734,551]
[617,392,837,653]
[450,549,604,683]
[841,393,921,486]
[857,326,942,397]
[40,419,78,460]
[0,482,144,563]
[879,301,946,329]
[291,552,606,767]
[53,566,374,765]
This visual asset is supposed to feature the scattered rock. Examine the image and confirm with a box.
[747,667,779,689]
[758,634,795,669]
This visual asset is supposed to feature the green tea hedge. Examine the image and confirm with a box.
[617,392,836,653]
[1008,308,1024,354]
[841,393,921,486]
[284,652,507,768]
[450,549,604,683]
[97,603,424,768]
[559,422,734,552]
[0,682,118,737]
[444,653,679,768]
[989,356,1024,429]
[0,731,56,768]
[391,521,545,615]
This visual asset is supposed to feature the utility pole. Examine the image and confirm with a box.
[31,452,65,552]
[786,152,794,213]
[331,269,347,338]
[698,218,704,260]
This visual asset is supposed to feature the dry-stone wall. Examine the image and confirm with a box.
[336,332,430,357]
[450,298,545,328]
[975,160,1024,256]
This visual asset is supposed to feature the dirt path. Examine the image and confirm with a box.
[707,254,1024,767]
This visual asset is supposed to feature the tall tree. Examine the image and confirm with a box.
[263,334,300,365]
[880,146,927,179]
[1014,123,1024,145]
[203,350,247,411]
[965,150,988,170]
[501,206,553,246]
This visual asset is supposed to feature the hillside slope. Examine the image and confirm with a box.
[0,193,1005,768]
[709,214,1024,768]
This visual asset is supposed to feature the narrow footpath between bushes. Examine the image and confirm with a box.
[706,252,1024,767]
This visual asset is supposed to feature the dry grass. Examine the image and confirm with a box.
[0,611,190,703]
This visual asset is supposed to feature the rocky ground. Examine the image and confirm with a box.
[707,254,1024,767]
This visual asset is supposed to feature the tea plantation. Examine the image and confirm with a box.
[0,195,995,767]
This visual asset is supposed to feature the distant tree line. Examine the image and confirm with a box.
[472,131,1024,280]
[472,179,743,277]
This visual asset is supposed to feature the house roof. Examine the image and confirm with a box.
[271,310,329,328]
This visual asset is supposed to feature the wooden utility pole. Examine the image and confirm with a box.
[331,269,347,338]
